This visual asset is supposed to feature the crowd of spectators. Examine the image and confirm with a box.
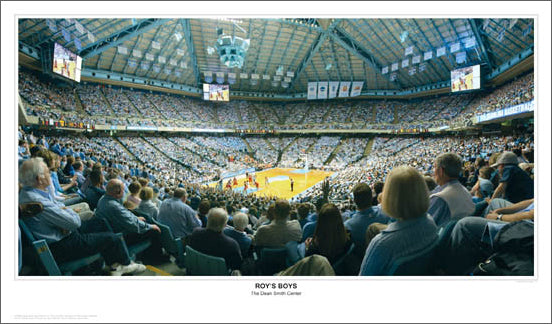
[18,122,535,277]
[126,90,166,120]
[308,137,341,169]
[19,70,77,112]
[246,137,279,166]
[20,69,534,133]
[77,84,110,116]
[279,137,317,168]
[215,101,241,124]
[102,87,141,117]
[327,138,369,170]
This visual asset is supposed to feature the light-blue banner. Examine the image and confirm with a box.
[476,100,534,123]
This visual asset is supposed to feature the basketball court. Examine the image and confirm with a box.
[208,168,334,200]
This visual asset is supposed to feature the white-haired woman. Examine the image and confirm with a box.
[359,166,438,276]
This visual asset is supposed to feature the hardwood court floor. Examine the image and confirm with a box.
[209,168,334,200]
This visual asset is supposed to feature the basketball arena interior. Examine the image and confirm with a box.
[15,17,540,281]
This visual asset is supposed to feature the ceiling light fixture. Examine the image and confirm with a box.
[214,30,250,69]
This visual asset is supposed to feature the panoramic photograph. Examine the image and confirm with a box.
[16,16,535,277]
[4,2,550,322]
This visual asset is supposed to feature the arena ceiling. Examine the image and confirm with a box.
[18,18,534,94]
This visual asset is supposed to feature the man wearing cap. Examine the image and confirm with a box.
[489,151,534,204]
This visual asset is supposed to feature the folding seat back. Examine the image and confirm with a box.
[185,245,228,276]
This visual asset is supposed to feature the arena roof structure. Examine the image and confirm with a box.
[18,18,534,97]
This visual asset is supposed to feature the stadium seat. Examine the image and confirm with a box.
[185,245,229,276]
[256,244,297,275]
[434,219,460,275]
[152,219,185,268]
[331,243,360,275]
[18,219,103,276]
[285,240,303,266]
[101,217,152,261]
[386,239,439,276]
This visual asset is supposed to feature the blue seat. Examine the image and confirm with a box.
[185,245,229,276]
[435,219,460,275]
[332,243,357,275]
[386,239,439,275]
[19,219,103,276]
[100,217,152,261]
[152,219,185,268]
[257,241,300,276]
[285,241,303,266]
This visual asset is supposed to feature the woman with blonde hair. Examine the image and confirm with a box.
[359,166,438,276]
[136,186,159,220]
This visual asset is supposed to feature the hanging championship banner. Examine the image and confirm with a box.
[240,73,248,79]
[176,48,185,56]
[158,56,166,64]
[391,62,399,71]
[152,41,161,50]
[118,46,128,55]
[75,21,85,35]
[382,66,389,74]
[74,38,81,51]
[307,82,317,100]
[350,81,364,97]
[328,81,339,99]
[216,72,225,84]
[228,73,236,84]
[87,31,95,42]
[47,19,57,32]
[450,42,461,53]
[402,59,409,68]
[464,36,476,49]
[133,49,142,58]
[436,46,446,57]
[204,71,213,83]
[424,51,433,61]
[412,55,421,64]
[404,46,414,56]
[338,81,351,98]
[62,29,71,42]
[317,82,328,99]
[145,53,154,61]
[456,51,467,64]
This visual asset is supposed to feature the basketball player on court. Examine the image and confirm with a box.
[290,178,294,192]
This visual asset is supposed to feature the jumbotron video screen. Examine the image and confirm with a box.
[52,42,82,83]
[203,84,229,101]
[451,64,480,92]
